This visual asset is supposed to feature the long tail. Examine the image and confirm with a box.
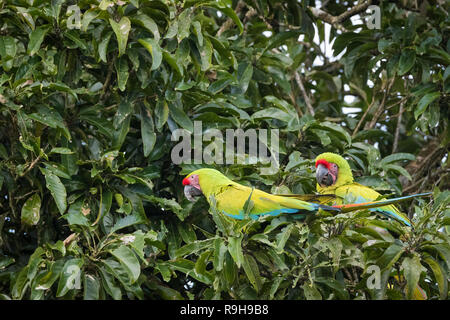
[333,192,432,213]
[332,192,432,227]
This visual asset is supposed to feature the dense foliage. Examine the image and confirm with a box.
[0,0,449,300]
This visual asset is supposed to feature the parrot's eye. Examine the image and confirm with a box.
[329,163,338,176]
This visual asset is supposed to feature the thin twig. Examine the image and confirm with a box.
[217,0,246,36]
[366,77,395,130]
[63,233,77,246]
[294,71,315,116]
[352,95,376,137]
[288,82,304,118]
[100,57,116,102]
[20,154,42,177]
[308,1,373,32]
[392,99,405,153]
[14,190,38,201]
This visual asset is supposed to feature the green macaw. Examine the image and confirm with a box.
[182,168,339,220]
[313,152,432,227]
[313,152,430,300]
[182,168,424,220]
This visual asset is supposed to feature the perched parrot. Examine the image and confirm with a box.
[313,152,432,227]
[182,168,424,220]
[182,168,340,220]
[313,152,430,300]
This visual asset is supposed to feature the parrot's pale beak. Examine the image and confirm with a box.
[316,164,334,187]
[184,185,203,202]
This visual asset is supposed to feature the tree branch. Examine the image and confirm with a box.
[352,95,376,137]
[366,77,395,130]
[217,0,246,36]
[294,71,315,116]
[308,0,373,32]
[392,89,407,153]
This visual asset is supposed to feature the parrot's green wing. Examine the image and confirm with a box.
[213,184,339,220]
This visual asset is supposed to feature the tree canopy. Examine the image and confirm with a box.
[0,0,449,300]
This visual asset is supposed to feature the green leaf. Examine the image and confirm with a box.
[49,147,74,155]
[152,283,184,300]
[64,30,88,50]
[414,92,441,119]
[99,266,122,300]
[317,122,352,146]
[174,239,215,258]
[423,256,447,300]
[83,274,100,300]
[311,129,331,146]
[242,254,261,292]
[0,256,14,269]
[98,31,113,63]
[21,193,41,226]
[315,277,349,300]
[109,245,141,284]
[376,243,405,270]
[11,266,29,299]
[381,153,415,165]
[132,14,160,42]
[262,30,303,55]
[92,189,112,226]
[64,200,90,227]
[252,107,291,123]
[81,9,99,32]
[27,25,50,56]
[384,164,412,181]
[154,99,169,131]
[227,235,244,268]
[237,62,253,93]
[56,258,84,297]
[213,239,227,272]
[110,214,144,234]
[423,244,450,270]
[206,2,243,35]
[27,106,71,140]
[194,250,211,277]
[109,17,131,57]
[401,254,426,300]
[276,224,294,253]
[35,260,65,291]
[114,100,133,129]
[79,114,114,139]
[167,101,193,132]
[40,167,67,215]
[115,56,129,92]
[177,224,197,244]
[302,283,322,300]
[165,259,214,284]
[0,36,17,71]
[138,38,162,70]
[398,49,416,75]
[141,106,156,157]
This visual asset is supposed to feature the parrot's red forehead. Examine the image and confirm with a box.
[182,178,190,185]
[315,159,331,169]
